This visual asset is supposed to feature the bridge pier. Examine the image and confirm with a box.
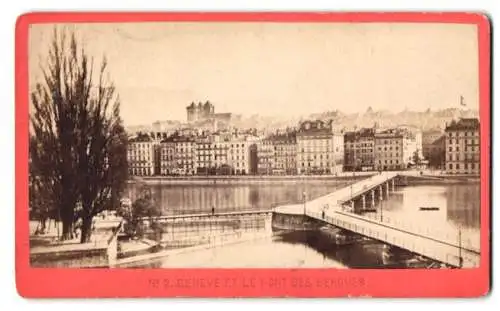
[361,195,366,209]
[385,181,389,197]
[391,179,395,192]
[379,185,384,201]
[370,190,375,208]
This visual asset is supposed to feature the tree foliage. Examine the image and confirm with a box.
[29,28,128,242]
[412,149,422,166]
[122,186,162,239]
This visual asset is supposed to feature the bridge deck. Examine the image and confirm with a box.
[274,172,480,268]
[308,172,399,205]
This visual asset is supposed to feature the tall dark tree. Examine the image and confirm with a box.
[75,61,129,243]
[29,135,57,235]
[30,28,128,242]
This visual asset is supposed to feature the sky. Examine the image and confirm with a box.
[29,22,479,126]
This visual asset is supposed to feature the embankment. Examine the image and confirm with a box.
[128,174,373,186]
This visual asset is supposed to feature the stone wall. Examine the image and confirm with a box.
[30,221,122,268]
[106,228,119,267]
[30,247,109,268]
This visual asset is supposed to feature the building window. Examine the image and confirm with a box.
[449,164,453,169]
[456,163,460,169]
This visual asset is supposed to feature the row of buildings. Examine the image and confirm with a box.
[127,119,344,177]
[424,118,481,175]
[344,127,423,172]
[127,117,480,177]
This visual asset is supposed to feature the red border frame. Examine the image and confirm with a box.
[15,12,491,298]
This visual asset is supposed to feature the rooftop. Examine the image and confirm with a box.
[265,132,297,143]
[344,128,376,141]
[445,118,480,131]
[375,127,416,139]
[186,101,213,109]
[297,119,335,137]
[160,132,195,143]
[129,133,152,143]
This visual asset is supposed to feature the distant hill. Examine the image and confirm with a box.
[305,108,479,131]
[125,108,479,134]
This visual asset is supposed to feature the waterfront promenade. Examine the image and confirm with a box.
[128,170,478,186]
[130,174,371,186]
[273,172,481,268]
[29,217,122,268]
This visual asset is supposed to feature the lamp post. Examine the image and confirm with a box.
[380,201,384,223]
[458,224,463,268]
[379,174,390,223]
[302,191,307,215]
[350,169,356,200]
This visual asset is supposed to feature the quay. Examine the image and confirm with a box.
[139,209,272,224]
[273,172,480,268]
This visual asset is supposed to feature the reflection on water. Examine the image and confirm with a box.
[374,183,480,230]
[127,180,354,214]
[126,181,480,268]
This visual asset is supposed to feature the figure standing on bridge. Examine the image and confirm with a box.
[212,205,215,215]
[322,210,325,220]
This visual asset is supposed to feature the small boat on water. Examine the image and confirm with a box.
[419,206,440,211]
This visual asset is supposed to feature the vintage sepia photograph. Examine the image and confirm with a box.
[27,20,482,271]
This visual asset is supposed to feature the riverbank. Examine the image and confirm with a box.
[128,173,375,185]
[30,218,122,268]
[409,174,480,184]
[127,171,480,185]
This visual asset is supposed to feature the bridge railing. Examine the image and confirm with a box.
[321,209,481,254]
[307,210,479,268]
[330,174,399,204]
[356,212,480,253]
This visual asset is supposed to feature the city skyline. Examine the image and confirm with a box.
[29,22,479,126]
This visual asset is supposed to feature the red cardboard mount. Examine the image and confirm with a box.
[16,12,491,298]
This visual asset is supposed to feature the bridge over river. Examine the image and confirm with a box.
[273,172,480,268]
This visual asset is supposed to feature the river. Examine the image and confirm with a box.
[122,179,480,268]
